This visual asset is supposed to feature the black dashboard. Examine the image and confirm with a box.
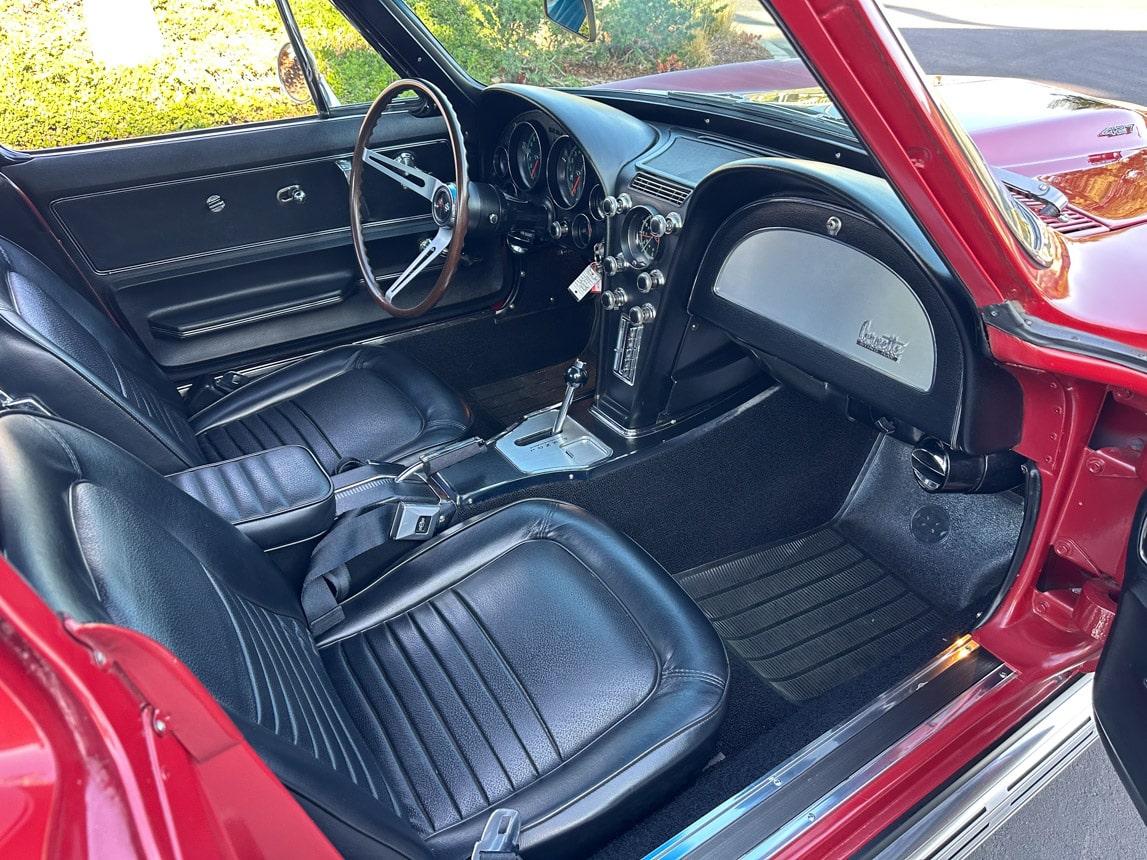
[475,84,1023,455]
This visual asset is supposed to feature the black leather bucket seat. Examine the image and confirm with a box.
[0,413,729,858]
[0,238,472,474]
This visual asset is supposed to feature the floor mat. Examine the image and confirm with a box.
[465,357,596,432]
[673,527,944,703]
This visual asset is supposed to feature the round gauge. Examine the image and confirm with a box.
[493,145,511,181]
[588,185,606,220]
[571,213,594,250]
[509,122,545,190]
[623,207,663,268]
[548,137,587,209]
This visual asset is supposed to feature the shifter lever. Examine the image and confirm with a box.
[552,360,588,436]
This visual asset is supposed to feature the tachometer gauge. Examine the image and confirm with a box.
[509,122,545,191]
[548,137,587,209]
[623,207,662,268]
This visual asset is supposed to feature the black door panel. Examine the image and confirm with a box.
[51,139,451,274]
[114,234,502,378]
[1,108,504,378]
[1094,489,1147,825]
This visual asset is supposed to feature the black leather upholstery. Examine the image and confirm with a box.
[0,414,729,859]
[0,237,472,474]
[166,445,334,552]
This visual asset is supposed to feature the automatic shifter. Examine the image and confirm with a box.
[552,359,588,437]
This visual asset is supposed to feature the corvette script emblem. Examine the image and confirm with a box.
[856,320,907,362]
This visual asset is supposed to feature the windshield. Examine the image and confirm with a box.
[397,0,1068,260]
[400,0,844,122]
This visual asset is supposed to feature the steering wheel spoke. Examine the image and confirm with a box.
[385,226,452,301]
[350,78,469,319]
[361,148,439,200]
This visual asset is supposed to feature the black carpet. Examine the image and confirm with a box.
[461,388,879,574]
[674,528,944,702]
[588,621,968,860]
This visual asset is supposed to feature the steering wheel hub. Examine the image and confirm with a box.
[432,184,458,228]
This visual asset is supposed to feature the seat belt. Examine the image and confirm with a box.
[301,504,397,635]
[301,562,351,636]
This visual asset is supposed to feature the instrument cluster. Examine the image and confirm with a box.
[491,112,605,252]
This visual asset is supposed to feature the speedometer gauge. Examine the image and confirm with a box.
[622,207,663,268]
[509,122,545,191]
[548,137,587,209]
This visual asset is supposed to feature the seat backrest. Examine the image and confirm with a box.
[0,238,204,472]
[0,413,428,859]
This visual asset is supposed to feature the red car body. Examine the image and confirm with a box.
[3,0,1147,856]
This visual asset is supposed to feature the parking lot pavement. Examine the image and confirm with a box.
[967,741,1147,860]
[885,0,1147,104]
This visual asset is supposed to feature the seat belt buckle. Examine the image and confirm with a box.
[390,501,448,541]
[214,371,249,394]
[470,808,522,860]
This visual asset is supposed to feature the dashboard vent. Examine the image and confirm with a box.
[1008,188,1108,236]
[630,171,691,207]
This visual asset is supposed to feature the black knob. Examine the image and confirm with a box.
[600,288,628,310]
[628,303,656,325]
[648,215,668,237]
[565,361,589,388]
[601,255,627,276]
[636,269,664,293]
[601,193,633,217]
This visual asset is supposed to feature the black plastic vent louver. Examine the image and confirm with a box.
[1008,188,1108,236]
[630,171,691,207]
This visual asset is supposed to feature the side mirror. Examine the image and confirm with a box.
[545,0,597,41]
[276,43,311,104]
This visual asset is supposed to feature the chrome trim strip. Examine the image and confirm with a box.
[877,674,1094,860]
[644,637,993,860]
[589,386,777,441]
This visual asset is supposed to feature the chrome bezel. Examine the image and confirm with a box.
[508,121,545,191]
[622,205,662,268]
[547,136,587,210]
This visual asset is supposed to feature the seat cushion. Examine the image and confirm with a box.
[314,499,730,859]
[191,344,472,472]
[0,413,727,860]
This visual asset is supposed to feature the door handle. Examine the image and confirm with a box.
[277,184,306,204]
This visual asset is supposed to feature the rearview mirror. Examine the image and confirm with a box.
[545,0,597,41]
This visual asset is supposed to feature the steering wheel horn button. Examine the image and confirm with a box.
[432,184,458,227]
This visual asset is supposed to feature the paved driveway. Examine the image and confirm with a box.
[885,0,1147,104]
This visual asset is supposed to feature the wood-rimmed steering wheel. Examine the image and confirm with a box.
[350,78,469,319]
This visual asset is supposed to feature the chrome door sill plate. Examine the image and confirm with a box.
[495,411,612,476]
[644,637,1011,860]
[869,674,1095,860]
